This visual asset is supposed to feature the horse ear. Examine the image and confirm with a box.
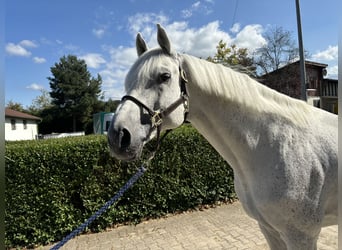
[136,33,148,57]
[157,23,172,55]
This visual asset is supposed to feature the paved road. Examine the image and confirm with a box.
[39,202,338,250]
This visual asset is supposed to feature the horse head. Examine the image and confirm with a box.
[108,24,189,161]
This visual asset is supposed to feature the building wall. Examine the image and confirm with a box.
[321,97,338,114]
[320,78,338,114]
[260,64,302,99]
[260,61,338,114]
[260,62,326,101]
[5,117,39,141]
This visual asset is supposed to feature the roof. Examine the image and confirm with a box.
[5,108,41,121]
[323,78,338,83]
[302,60,328,68]
[261,60,328,77]
[284,60,328,69]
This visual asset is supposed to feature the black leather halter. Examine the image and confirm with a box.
[120,65,189,151]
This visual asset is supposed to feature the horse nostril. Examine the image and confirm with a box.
[119,128,131,150]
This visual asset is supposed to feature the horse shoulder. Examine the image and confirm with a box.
[239,110,338,230]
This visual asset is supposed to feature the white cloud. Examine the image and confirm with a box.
[130,19,231,58]
[33,57,46,64]
[6,39,38,57]
[181,10,193,19]
[309,45,338,79]
[181,1,213,18]
[100,69,128,86]
[103,87,126,101]
[101,16,269,100]
[326,65,338,79]
[105,46,137,69]
[19,40,38,48]
[174,21,231,58]
[80,53,106,69]
[26,83,44,91]
[100,46,137,99]
[232,24,267,52]
[92,28,105,39]
[312,45,338,61]
[64,43,79,52]
[193,1,201,8]
[230,23,241,33]
[154,21,264,58]
[128,12,169,37]
[130,19,263,57]
[5,43,32,57]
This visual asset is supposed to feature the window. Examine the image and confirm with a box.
[23,120,27,129]
[11,119,16,130]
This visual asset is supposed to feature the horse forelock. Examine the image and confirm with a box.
[125,48,179,93]
[180,54,313,127]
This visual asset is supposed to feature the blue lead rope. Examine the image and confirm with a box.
[50,165,147,250]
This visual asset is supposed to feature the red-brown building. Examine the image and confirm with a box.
[259,60,338,114]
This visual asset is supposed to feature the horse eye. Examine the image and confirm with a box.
[159,72,171,83]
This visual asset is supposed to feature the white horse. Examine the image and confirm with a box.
[108,24,337,249]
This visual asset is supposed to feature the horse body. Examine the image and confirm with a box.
[108,24,337,249]
[181,54,337,249]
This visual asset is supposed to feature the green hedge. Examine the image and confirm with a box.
[5,125,235,248]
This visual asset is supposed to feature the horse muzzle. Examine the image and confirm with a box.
[107,124,144,161]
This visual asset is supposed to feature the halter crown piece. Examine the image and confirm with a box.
[120,61,189,152]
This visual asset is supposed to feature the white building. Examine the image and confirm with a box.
[5,108,41,141]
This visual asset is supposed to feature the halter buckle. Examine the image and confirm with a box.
[151,111,163,128]
[182,93,189,113]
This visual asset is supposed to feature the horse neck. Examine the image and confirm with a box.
[180,54,311,168]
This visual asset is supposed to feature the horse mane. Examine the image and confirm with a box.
[180,54,313,126]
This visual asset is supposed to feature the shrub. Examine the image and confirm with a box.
[5,125,235,248]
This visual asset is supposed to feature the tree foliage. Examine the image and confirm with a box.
[6,100,25,112]
[6,127,235,248]
[207,41,256,76]
[27,89,53,116]
[255,26,307,75]
[48,55,102,132]
[6,55,118,135]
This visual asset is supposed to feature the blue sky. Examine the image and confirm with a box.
[5,0,339,108]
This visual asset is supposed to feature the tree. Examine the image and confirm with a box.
[255,26,308,75]
[207,41,256,76]
[6,100,25,112]
[102,98,120,113]
[27,89,53,115]
[48,55,102,132]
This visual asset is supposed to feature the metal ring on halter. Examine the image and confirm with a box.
[151,111,163,128]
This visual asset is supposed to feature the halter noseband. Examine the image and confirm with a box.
[120,65,189,151]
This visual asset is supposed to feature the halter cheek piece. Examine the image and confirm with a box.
[120,65,189,151]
